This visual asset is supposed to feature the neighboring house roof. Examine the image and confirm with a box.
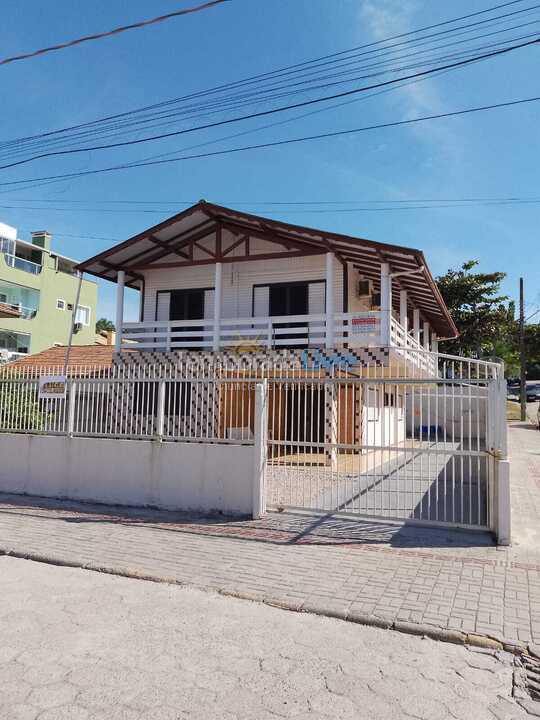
[0,303,21,319]
[6,345,116,372]
[76,200,458,337]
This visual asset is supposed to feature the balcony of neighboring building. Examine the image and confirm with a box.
[0,328,31,362]
[0,280,40,320]
[0,237,43,277]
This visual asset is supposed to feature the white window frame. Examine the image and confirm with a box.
[56,298,65,310]
[75,304,91,326]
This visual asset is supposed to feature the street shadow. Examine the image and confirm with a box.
[0,492,495,551]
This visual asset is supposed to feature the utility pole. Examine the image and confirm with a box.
[520,277,526,421]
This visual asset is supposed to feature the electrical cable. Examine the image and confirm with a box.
[0,1,231,67]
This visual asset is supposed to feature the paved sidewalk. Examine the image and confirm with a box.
[0,423,539,650]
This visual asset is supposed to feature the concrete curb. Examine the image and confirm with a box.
[0,546,527,656]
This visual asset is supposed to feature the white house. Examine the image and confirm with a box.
[76,201,459,451]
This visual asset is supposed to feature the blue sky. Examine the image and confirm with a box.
[1,0,539,322]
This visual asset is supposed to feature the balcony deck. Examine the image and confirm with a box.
[120,312,439,374]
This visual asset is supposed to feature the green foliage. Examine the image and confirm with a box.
[0,384,46,430]
[436,260,511,358]
[95,318,116,333]
[435,260,540,379]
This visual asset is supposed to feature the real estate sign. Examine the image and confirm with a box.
[351,315,380,334]
[38,375,67,400]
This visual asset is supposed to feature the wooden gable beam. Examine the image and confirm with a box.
[193,240,216,258]
[133,222,218,267]
[222,235,248,256]
[130,248,322,271]
[99,259,144,284]
[219,219,327,258]
[147,234,190,260]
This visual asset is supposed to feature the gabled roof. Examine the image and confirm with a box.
[77,200,458,337]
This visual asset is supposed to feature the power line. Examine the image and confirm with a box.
[0,1,231,67]
[1,0,529,143]
[526,307,540,321]
[1,1,536,163]
[8,196,540,205]
[1,93,538,188]
[1,35,538,171]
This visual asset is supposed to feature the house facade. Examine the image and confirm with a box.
[74,201,459,451]
[0,221,97,360]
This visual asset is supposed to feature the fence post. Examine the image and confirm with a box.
[155,379,166,441]
[67,381,76,437]
[266,321,273,349]
[495,459,511,546]
[488,376,511,545]
[253,380,268,519]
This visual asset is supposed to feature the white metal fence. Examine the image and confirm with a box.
[0,373,258,444]
[265,373,506,530]
[0,351,507,533]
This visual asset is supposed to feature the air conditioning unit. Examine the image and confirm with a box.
[73,322,83,334]
[356,279,371,297]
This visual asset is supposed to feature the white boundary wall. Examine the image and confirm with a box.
[0,434,258,517]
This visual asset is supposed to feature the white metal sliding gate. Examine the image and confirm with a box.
[265,365,506,530]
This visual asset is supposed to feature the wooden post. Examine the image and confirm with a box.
[413,309,421,345]
[380,262,391,346]
[325,252,335,349]
[213,262,222,352]
[423,320,430,351]
[400,289,408,332]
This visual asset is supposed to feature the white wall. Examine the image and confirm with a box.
[0,221,17,241]
[0,434,257,516]
[362,386,406,447]
[405,386,487,443]
[142,250,343,322]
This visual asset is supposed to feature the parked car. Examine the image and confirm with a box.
[507,384,540,402]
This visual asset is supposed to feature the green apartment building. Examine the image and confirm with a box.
[0,221,97,360]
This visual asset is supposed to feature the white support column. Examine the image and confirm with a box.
[325,252,335,349]
[380,262,392,346]
[413,309,421,345]
[423,320,430,351]
[213,262,222,352]
[399,289,408,331]
[115,270,125,353]
[432,337,439,354]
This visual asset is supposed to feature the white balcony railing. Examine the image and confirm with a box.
[390,316,438,374]
[122,312,385,352]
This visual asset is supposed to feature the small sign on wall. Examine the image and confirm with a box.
[351,315,380,334]
[38,375,67,400]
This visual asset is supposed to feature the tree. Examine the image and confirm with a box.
[436,261,513,359]
[95,318,115,333]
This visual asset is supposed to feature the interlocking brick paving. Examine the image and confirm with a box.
[0,423,539,648]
